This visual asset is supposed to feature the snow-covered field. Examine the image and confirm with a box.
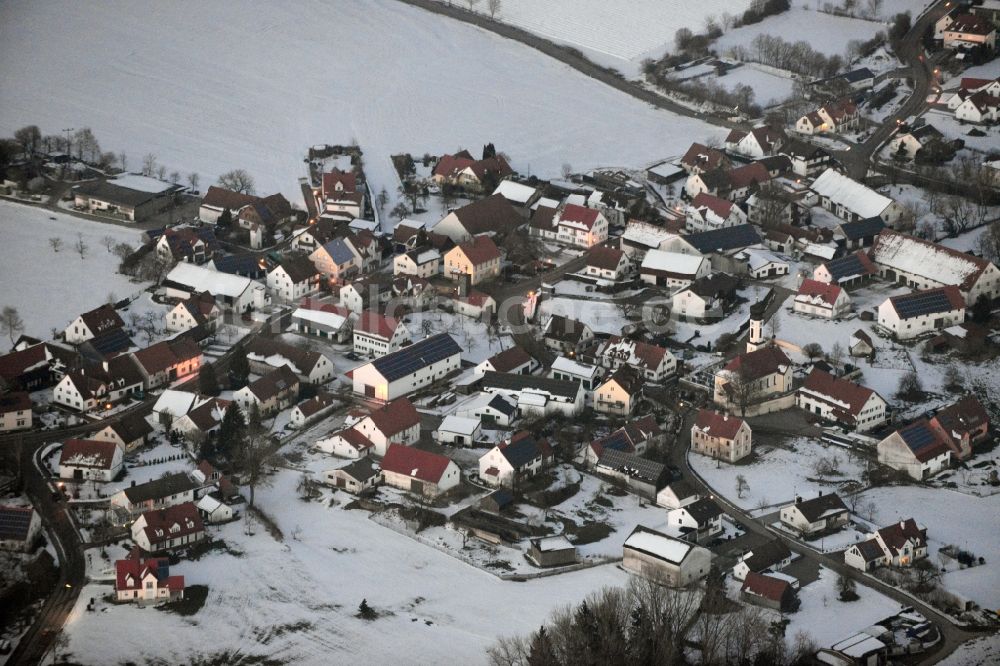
[62,468,629,665]
[716,6,885,59]
[0,0,725,223]
[716,65,796,107]
[0,201,147,345]
[439,0,751,78]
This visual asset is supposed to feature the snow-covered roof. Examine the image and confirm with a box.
[518,392,549,407]
[534,535,574,552]
[641,249,705,276]
[550,355,600,379]
[492,180,536,204]
[564,193,587,207]
[648,161,684,179]
[624,528,691,564]
[804,242,837,260]
[438,415,480,436]
[870,231,988,290]
[152,389,205,417]
[622,221,677,249]
[743,249,786,271]
[531,196,561,211]
[810,169,894,218]
[109,173,175,193]
[165,263,262,299]
[349,218,379,232]
[292,307,351,330]
[197,494,224,513]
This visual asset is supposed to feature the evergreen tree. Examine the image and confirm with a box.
[229,345,250,387]
[216,403,246,461]
[218,207,233,229]
[527,626,557,666]
[482,142,496,159]
[199,361,219,396]
[358,598,377,620]
[971,294,992,323]
[199,434,215,461]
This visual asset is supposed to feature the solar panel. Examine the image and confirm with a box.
[900,422,936,453]
[372,334,461,382]
[893,290,954,319]
[0,507,33,541]
[89,328,134,355]
[687,224,761,254]
[826,254,864,282]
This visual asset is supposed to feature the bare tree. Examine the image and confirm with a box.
[48,237,63,253]
[155,164,167,180]
[218,168,256,194]
[237,404,278,507]
[169,170,181,185]
[187,172,200,192]
[1,306,25,345]
[725,363,763,417]
[141,153,158,177]
[828,342,845,368]
[862,499,878,523]
[14,125,41,156]
[466,0,480,10]
[119,151,128,172]
[487,0,501,19]
[390,202,409,222]
[735,474,750,498]
[802,342,823,361]
[74,233,88,259]
[101,235,116,253]
[561,162,573,179]
[113,242,134,261]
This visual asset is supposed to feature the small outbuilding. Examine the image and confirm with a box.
[527,535,577,567]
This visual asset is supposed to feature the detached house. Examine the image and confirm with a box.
[115,556,185,603]
[267,255,320,302]
[594,367,644,416]
[680,142,730,174]
[324,458,382,494]
[930,395,989,460]
[52,370,110,412]
[555,203,609,248]
[64,304,126,344]
[131,502,206,553]
[0,392,32,433]
[733,540,793,581]
[793,279,852,319]
[813,251,877,289]
[667,498,724,544]
[315,427,375,459]
[595,336,676,381]
[393,248,441,279]
[58,439,124,482]
[942,13,997,50]
[352,397,421,456]
[245,337,333,385]
[741,573,800,613]
[810,169,903,226]
[444,235,501,285]
[846,518,928,571]
[353,311,410,358]
[796,100,859,134]
[233,365,300,416]
[954,90,1000,123]
[351,334,462,401]
[476,346,536,376]
[690,409,751,463]
[92,412,154,451]
[478,432,554,488]
[0,343,54,393]
[166,291,222,334]
[671,273,739,322]
[585,245,631,281]
[309,237,360,285]
[381,443,460,498]
[433,194,522,242]
[878,286,966,340]
[431,151,513,192]
[877,419,952,480]
[797,369,888,433]
[779,493,849,536]
[542,315,594,354]
[724,125,785,158]
[110,472,199,517]
[131,339,202,390]
[155,227,218,265]
[290,392,337,429]
[686,192,747,233]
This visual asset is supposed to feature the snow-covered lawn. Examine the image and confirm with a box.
[538,296,629,335]
[405,310,512,364]
[0,201,148,345]
[716,64,796,107]
[922,109,1000,154]
[62,467,630,665]
[716,7,883,60]
[0,0,725,223]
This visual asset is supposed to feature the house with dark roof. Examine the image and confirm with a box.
[594,367,644,416]
[845,538,888,572]
[796,369,888,433]
[315,426,375,459]
[266,254,321,302]
[233,365,300,416]
[0,343,54,393]
[780,493,849,536]
[323,458,382,495]
[290,392,338,429]
[671,273,740,323]
[155,226,219,265]
[433,194,522,242]
[381,443,460,498]
[733,539,793,581]
[542,315,594,354]
[73,176,182,222]
[813,251,877,289]
[874,518,928,567]
[166,291,222,334]
[351,333,462,401]
[878,286,967,340]
[724,125,786,159]
[655,479,699,510]
[58,439,123,482]
[475,346,536,375]
[713,346,793,414]
[131,338,203,390]
[478,432,554,488]
[92,411,154,452]
[691,409,752,463]
[930,395,989,460]
[351,397,421,456]
[741,572,800,612]
[110,472,199,516]
[480,371,584,417]
[245,338,334,385]
[198,186,260,224]
[584,415,663,466]
[679,142,730,175]
[877,419,953,480]
[309,237,360,285]
[594,448,669,499]
[667,497,724,544]
[64,304,126,345]
[593,336,676,381]
[0,505,41,552]
[779,138,832,177]
[131,502,206,553]
[443,235,501,285]
[0,392,32,433]
[673,224,762,260]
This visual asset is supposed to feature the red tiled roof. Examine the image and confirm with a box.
[801,369,876,419]
[604,335,670,372]
[728,162,771,189]
[876,518,926,554]
[486,346,532,373]
[137,502,204,546]
[559,203,600,229]
[245,365,299,402]
[960,77,995,91]
[742,572,792,602]
[355,310,401,340]
[366,398,420,437]
[681,143,728,171]
[455,235,501,266]
[723,346,791,381]
[692,192,734,220]
[931,395,988,441]
[946,13,993,35]
[0,344,49,383]
[693,409,746,440]
[115,557,178,592]
[322,169,357,196]
[337,428,374,452]
[586,245,626,271]
[796,278,844,306]
[79,304,125,337]
[0,391,31,414]
[59,439,118,470]
[201,186,259,211]
[381,443,453,484]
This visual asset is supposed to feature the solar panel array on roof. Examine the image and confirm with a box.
[0,507,34,541]
[839,217,884,241]
[371,334,461,382]
[685,224,761,254]
[825,254,866,282]
[87,328,134,356]
[893,290,955,319]
[900,422,935,451]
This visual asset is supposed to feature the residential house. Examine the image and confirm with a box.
[0,343,54,393]
[594,336,676,381]
[266,255,320,302]
[877,419,953,480]
[793,279,852,319]
[351,333,462,401]
[309,237,360,285]
[0,506,41,552]
[622,525,713,588]
[942,13,997,50]
[554,203,609,248]
[437,415,482,446]
[478,432,553,488]
[131,339,202,390]
[151,390,207,428]
[594,449,669,500]
[930,395,989,460]
[741,573,800,612]
[584,415,663,467]
[779,493,849,536]
[713,346,793,412]
[155,227,218,265]
[889,124,946,160]
[163,263,269,313]
[690,409,752,463]
[656,479,701,510]
[315,427,375,459]
[448,289,497,320]
[115,556,184,603]
[671,273,740,321]
[58,439,123,482]
[170,398,228,441]
[320,169,365,219]
[724,125,785,158]
[878,286,967,340]
[340,274,395,315]
[52,370,110,412]
[233,365,299,416]
[432,151,513,191]
[353,397,421,456]
[454,392,518,427]
[954,90,1000,123]
[640,250,711,289]
[381,443,460,498]
[443,235,501,285]
[679,142,731,174]
[594,367,643,416]
[393,248,440,278]
[165,291,222,334]
[667,497,724,544]
[810,169,904,225]
[686,192,747,233]
[131,502,206,553]
[542,315,594,354]
[813,251,878,289]
[324,458,382,494]
[433,194,522,242]
[848,518,929,571]
[796,100,859,134]
[64,304,126,345]
[353,311,409,358]
[0,392,32,433]
[732,540,793,581]
[290,393,338,429]
[110,472,199,517]
[92,412,154,451]
[476,346,536,376]
[198,185,259,224]
[480,372,584,417]
[584,245,631,281]
[797,369,888,433]
[869,230,1000,305]
[780,139,833,177]
[549,355,602,394]
[245,338,334,385]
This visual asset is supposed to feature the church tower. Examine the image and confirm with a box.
[746,301,767,353]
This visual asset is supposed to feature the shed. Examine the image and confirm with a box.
[527,535,577,567]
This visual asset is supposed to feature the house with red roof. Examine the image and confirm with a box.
[444,235,501,285]
[431,151,513,192]
[316,427,375,459]
[448,288,498,320]
[942,13,996,50]
[64,304,126,345]
[353,397,421,456]
[92,412,154,452]
[381,443,460,497]
[793,279,852,319]
[166,291,222,334]
[0,343,54,393]
[929,395,989,460]
[0,392,32,433]
[131,502,205,553]
[58,439,123,482]
[796,368,887,433]
[115,555,185,604]
[233,365,300,416]
[691,409,751,463]
[724,125,786,159]
[555,203,609,248]
[352,311,410,358]
[319,169,365,219]
[433,194,522,242]
[741,572,800,612]
[584,245,632,281]
[874,518,928,567]
[877,419,952,480]
[954,89,1000,123]
[475,346,536,376]
[593,336,677,382]
[131,338,203,390]
[686,192,747,233]
[679,142,730,175]
[877,286,967,340]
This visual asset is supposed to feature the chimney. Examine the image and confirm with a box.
[131,480,136,487]
[795,496,802,504]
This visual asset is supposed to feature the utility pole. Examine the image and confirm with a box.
[61,127,74,179]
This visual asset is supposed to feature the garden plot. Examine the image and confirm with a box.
[690,437,868,513]
[62,467,630,666]
[538,296,630,335]
[852,486,1000,611]
[0,201,147,343]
